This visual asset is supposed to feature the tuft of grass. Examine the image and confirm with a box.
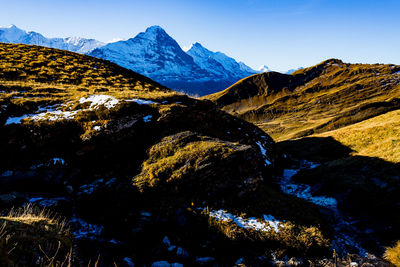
[134,133,236,189]
[384,241,400,266]
[0,204,72,266]
[199,208,330,255]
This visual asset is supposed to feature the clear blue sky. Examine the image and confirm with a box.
[1,0,399,72]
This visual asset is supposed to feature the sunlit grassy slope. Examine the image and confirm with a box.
[0,42,175,105]
[315,109,400,163]
[205,59,400,141]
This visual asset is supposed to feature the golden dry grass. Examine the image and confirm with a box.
[0,204,72,266]
[316,109,400,163]
[198,208,329,253]
[0,42,178,108]
[385,241,400,266]
[205,59,400,141]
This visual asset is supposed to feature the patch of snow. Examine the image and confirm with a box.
[205,209,283,233]
[5,115,30,125]
[140,211,152,217]
[51,158,65,165]
[162,236,171,247]
[143,115,152,122]
[29,197,44,203]
[30,110,79,122]
[123,257,135,267]
[280,168,337,208]
[29,197,67,207]
[256,141,272,166]
[78,179,104,195]
[105,178,117,186]
[79,95,119,109]
[125,98,157,105]
[151,261,183,267]
[70,217,104,240]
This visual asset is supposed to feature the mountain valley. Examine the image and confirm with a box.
[0,40,399,266]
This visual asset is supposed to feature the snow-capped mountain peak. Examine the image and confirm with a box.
[0,24,29,42]
[1,24,264,95]
[187,42,257,80]
[137,25,169,41]
[186,42,214,58]
[89,25,202,81]
[0,25,104,53]
[258,65,271,73]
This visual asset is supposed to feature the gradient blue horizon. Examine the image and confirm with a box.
[1,0,399,72]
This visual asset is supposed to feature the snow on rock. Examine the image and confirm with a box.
[28,197,67,207]
[256,141,272,166]
[162,236,171,247]
[5,95,120,125]
[205,208,283,233]
[79,95,119,109]
[78,179,104,195]
[143,115,152,122]
[125,98,157,105]
[5,115,30,125]
[30,110,78,122]
[70,217,104,240]
[280,166,338,208]
[51,158,65,165]
[123,257,135,267]
[151,261,183,267]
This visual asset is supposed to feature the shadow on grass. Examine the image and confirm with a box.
[277,136,400,254]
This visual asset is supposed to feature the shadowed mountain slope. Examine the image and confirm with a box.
[205,59,400,141]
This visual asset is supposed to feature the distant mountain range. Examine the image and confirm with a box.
[0,24,104,54]
[88,26,260,95]
[0,24,302,95]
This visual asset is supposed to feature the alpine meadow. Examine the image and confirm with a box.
[1,1,400,266]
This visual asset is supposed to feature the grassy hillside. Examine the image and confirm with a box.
[316,109,400,163]
[0,43,354,266]
[205,59,400,141]
[206,58,400,262]
[0,43,174,114]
